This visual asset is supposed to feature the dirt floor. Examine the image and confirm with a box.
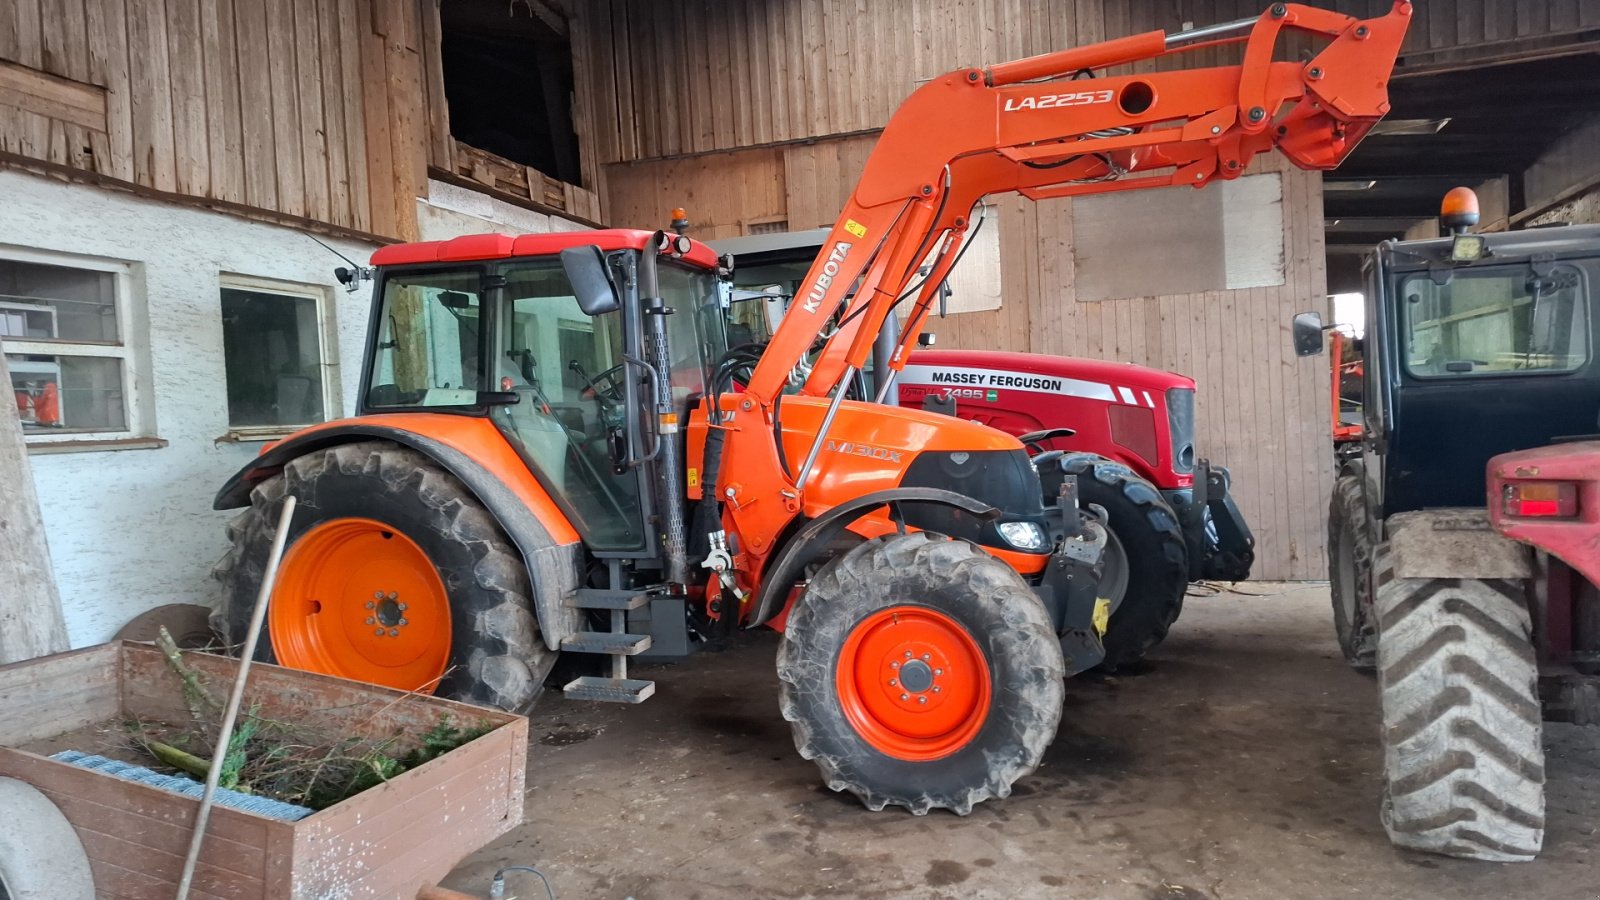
[443,583,1600,899]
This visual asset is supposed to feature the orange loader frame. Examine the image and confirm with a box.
[717,3,1412,591]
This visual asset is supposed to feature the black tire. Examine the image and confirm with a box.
[211,441,554,712]
[777,532,1064,815]
[1038,452,1187,669]
[1375,574,1544,862]
[1329,471,1378,669]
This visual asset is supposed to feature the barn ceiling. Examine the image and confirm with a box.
[1322,50,1600,253]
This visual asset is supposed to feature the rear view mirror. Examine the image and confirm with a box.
[560,245,621,316]
[1292,311,1325,357]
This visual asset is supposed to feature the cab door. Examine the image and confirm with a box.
[492,258,656,557]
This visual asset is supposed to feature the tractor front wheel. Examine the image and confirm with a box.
[212,441,553,712]
[777,532,1064,815]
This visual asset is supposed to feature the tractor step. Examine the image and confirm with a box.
[561,631,653,655]
[562,676,656,704]
[564,588,653,610]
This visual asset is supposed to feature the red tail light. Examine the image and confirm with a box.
[1502,481,1578,518]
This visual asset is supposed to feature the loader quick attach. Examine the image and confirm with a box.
[214,4,1410,816]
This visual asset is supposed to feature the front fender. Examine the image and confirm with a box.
[747,487,1003,628]
[215,416,583,651]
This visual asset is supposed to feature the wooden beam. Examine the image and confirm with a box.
[0,350,69,665]
[0,60,107,132]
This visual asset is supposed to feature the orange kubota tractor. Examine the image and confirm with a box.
[213,4,1409,814]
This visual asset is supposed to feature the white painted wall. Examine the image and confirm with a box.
[0,169,579,646]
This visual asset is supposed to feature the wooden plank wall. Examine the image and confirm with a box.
[0,0,600,240]
[577,0,1600,166]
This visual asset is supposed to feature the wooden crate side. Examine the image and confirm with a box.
[0,747,282,898]
[0,643,120,745]
[117,644,519,748]
[88,857,235,900]
[290,721,526,898]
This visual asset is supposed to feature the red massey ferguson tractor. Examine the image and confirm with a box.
[716,232,1254,670]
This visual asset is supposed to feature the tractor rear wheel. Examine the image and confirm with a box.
[1329,471,1377,669]
[212,441,553,712]
[777,532,1064,815]
[1376,574,1544,861]
[1039,453,1187,670]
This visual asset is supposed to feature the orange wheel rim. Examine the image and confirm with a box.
[269,518,451,693]
[835,606,992,762]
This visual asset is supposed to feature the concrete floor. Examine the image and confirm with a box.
[443,584,1600,900]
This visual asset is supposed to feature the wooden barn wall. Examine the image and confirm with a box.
[575,0,1600,165]
[0,0,599,240]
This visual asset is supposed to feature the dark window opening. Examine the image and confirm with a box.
[440,1,582,187]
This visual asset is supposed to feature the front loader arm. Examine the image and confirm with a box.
[718,3,1409,586]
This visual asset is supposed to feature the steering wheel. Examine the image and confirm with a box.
[586,364,627,406]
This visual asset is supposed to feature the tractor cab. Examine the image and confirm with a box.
[360,231,728,558]
[1299,190,1600,518]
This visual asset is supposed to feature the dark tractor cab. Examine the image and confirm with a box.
[1358,224,1600,518]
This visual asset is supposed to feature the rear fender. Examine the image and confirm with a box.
[214,418,583,651]
[1387,509,1534,581]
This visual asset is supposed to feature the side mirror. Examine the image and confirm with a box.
[560,245,621,315]
[1292,311,1325,357]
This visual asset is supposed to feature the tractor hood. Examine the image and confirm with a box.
[905,349,1194,398]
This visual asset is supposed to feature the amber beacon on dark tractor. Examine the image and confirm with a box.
[214,4,1409,816]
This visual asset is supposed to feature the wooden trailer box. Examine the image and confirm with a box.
[0,641,527,899]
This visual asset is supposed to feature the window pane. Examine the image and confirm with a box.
[657,263,718,405]
[0,259,118,342]
[8,353,126,433]
[221,288,326,427]
[366,270,484,408]
[1401,265,1589,377]
[496,259,643,551]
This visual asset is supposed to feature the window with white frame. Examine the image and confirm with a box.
[0,250,144,443]
[220,276,339,436]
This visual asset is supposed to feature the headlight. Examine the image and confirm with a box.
[998,520,1047,551]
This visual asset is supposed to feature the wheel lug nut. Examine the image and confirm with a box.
[388,592,398,601]
[889,679,898,687]
[918,696,928,705]
[890,661,899,669]
[365,617,375,625]
[904,651,912,659]
[933,686,942,693]
[398,618,408,626]
[922,654,931,661]
[389,629,399,637]
[365,601,375,609]
[374,591,383,599]
[900,693,909,701]
[934,668,943,676]
[398,603,407,611]
[374,628,384,636]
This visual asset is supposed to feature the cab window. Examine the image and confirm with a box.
[366,269,484,408]
[1401,265,1589,377]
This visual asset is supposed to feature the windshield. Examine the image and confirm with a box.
[729,257,813,347]
[1400,263,1590,377]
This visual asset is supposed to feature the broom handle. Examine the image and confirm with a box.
[176,496,297,900]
